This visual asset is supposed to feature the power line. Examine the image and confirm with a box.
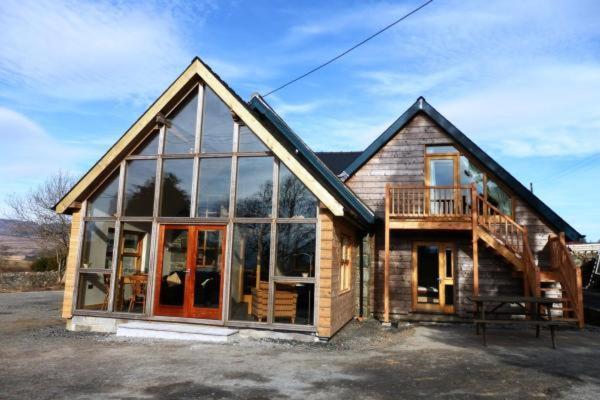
[538,153,600,184]
[261,0,434,97]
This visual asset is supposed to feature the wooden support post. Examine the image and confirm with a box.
[384,184,391,324]
[471,185,479,297]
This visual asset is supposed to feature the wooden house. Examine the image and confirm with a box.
[55,58,584,339]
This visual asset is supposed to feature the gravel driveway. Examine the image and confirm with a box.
[2,291,600,399]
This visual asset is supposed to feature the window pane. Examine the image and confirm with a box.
[123,160,156,216]
[445,248,453,278]
[229,223,271,322]
[429,159,454,186]
[160,159,193,217]
[426,145,457,154]
[487,179,512,216]
[276,223,316,277]
[201,87,233,153]
[113,222,151,313]
[273,282,314,325]
[235,157,273,218]
[194,229,223,309]
[81,221,115,269]
[460,156,484,194]
[134,131,160,156]
[278,164,317,218]
[197,158,231,218]
[159,228,188,307]
[417,245,440,304]
[238,125,267,152]
[87,171,119,217]
[164,91,198,154]
[76,273,111,310]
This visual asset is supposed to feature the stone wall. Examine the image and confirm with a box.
[0,271,60,292]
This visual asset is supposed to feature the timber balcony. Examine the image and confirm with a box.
[385,185,473,230]
[382,184,584,328]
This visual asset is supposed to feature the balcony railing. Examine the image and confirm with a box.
[386,185,472,218]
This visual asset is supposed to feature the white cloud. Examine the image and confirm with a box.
[0,0,221,103]
[0,107,99,195]
[435,64,600,157]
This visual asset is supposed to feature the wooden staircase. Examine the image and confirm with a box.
[473,193,584,328]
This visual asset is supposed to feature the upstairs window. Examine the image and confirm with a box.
[164,91,198,154]
[278,164,317,219]
[87,171,119,218]
[201,87,233,153]
[238,125,267,152]
[426,145,458,154]
[122,160,156,216]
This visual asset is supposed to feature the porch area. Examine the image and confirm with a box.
[380,184,584,328]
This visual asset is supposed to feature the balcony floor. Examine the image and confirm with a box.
[388,216,472,230]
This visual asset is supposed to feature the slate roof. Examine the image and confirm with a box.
[248,96,375,226]
[343,97,583,241]
[315,152,362,175]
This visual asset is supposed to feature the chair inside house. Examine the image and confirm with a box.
[124,274,147,312]
[251,281,298,323]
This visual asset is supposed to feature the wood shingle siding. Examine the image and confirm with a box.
[317,206,359,338]
[347,114,558,319]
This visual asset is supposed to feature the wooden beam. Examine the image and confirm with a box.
[193,60,345,217]
[55,58,346,218]
[388,220,471,230]
[383,184,390,323]
[471,185,479,297]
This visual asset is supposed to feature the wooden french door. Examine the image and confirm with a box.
[425,154,460,215]
[412,242,455,314]
[153,225,226,320]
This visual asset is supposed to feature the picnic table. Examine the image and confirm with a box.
[469,295,568,349]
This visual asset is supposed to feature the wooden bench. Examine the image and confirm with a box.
[474,319,572,349]
[470,295,573,349]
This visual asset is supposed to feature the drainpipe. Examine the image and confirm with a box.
[359,234,365,318]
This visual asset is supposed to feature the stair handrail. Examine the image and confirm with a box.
[548,233,584,327]
[475,194,526,257]
[475,193,540,297]
[522,226,541,298]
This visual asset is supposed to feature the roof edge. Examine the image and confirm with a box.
[343,97,583,241]
[249,95,375,225]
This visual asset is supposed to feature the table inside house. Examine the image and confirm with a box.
[469,295,567,348]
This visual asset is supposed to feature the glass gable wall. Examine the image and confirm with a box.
[74,83,319,329]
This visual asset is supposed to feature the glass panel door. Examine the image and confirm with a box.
[154,226,190,317]
[190,227,225,319]
[414,243,455,314]
[154,225,226,320]
[428,158,456,215]
[416,245,440,306]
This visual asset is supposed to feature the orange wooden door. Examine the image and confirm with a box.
[154,225,226,320]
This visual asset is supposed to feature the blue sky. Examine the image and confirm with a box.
[1,0,599,240]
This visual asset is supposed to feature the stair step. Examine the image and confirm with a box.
[116,321,239,342]
[540,271,560,282]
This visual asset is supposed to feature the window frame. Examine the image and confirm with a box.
[72,83,320,331]
[425,145,516,218]
[339,235,352,294]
